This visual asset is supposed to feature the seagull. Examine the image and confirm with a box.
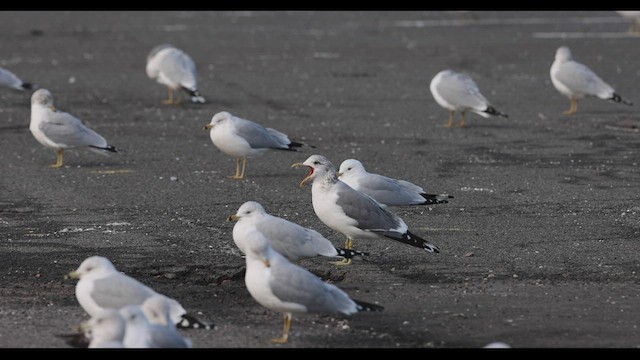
[292,155,440,265]
[66,256,211,330]
[617,11,640,34]
[203,111,313,180]
[146,43,205,104]
[29,89,121,168]
[235,226,383,343]
[430,69,508,128]
[550,46,633,115]
[78,308,126,348]
[0,66,35,91]
[119,305,192,348]
[337,159,453,207]
[227,200,367,264]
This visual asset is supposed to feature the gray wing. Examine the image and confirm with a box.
[555,61,613,97]
[255,217,337,260]
[148,326,191,348]
[356,173,425,205]
[157,48,198,90]
[269,256,356,314]
[0,67,22,89]
[233,117,290,149]
[91,274,157,309]
[334,181,405,231]
[436,72,489,110]
[40,111,108,148]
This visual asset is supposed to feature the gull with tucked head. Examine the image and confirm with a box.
[146,43,205,104]
[337,158,453,207]
[0,66,36,91]
[430,69,508,128]
[292,155,440,265]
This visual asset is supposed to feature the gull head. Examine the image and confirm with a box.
[227,201,267,222]
[337,158,366,178]
[555,46,573,63]
[31,88,55,110]
[119,305,148,327]
[238,229,274,268]
[66,256,116,280]
[291,154,336,188]
[147,43,175,62]
[203,111,232,130]
[80,308,126,340]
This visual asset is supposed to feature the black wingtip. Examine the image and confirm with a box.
[177,314,214,330]
[404,231,440,253]
[183,87,206,103]
[90,145,121,153]
[485,106,509,118]
[21,82,34,91]
[421,193,454,205]
[611,93,633,106]
[335,247,369,259]
[354,300,384,312]
[55,333,90,348]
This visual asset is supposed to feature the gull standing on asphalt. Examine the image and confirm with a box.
[66,256,211,330]
[29,89,121,168]
[235,226,383,343]
[204,111,312,180]
[292,155,440,265]
[228,200,367,264]
[0,66,35,91]
[146,43,205,104]
[550,46,633,115]
[430,69,508,128]
[337,158,453,207]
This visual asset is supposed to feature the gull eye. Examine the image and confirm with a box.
[86,267,93,272]
[313,161,320,165]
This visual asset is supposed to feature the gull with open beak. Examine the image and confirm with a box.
[292,154,440,265]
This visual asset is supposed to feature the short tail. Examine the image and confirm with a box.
[21,82,35,91]
[183,87,206,104]
[610,93,633,106]
[90,144,123,154]
[484,106,509,118]
[284,140,316,151]
[354,299,384,313]
[176,314,214,330]
[335,247,368,259]
[421,193,454,205]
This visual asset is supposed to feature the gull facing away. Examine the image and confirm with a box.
[235,227,383,343]
[337,159,453,207]
[29,89,121,168]
[430,69,508,128]
[78,308,126,348]
[204,111,313,180]
[617,11,640,34]
[550,46,633,115]
[66,256,212,330]
[228,201,367,264]
[292,155,440,265]
[0,66,35,91]
[118,305,192,348]
[146,43,205,104]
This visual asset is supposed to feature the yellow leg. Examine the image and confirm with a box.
[457,111,466,128]
[50,148,64,168]
[162,88,174,104]
[271,313,291,344]
[444,111,454,128]
[563,98,578,115]
[239,157,247,179]
[228,157,242,179]
[331,238,353,266]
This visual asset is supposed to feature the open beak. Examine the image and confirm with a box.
[291,163,313,188]
[65,270,80,280]
[227,214,239,222]
[203,124,213,130]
